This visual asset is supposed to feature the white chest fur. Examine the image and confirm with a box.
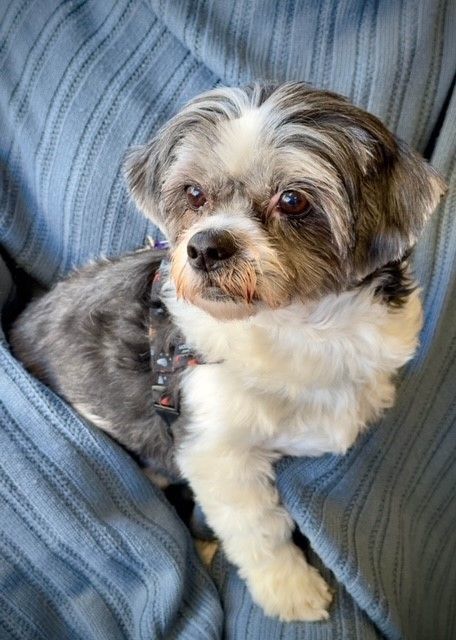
[167,281,423,623]
[166,283,423,457]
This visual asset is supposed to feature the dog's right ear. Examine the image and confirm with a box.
[124,107,194,229]
[123,138,164,227]
[124,87,249,227]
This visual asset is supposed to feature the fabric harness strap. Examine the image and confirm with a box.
[149,260,202,430]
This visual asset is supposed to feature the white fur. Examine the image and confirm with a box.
[163,277,422,621]
[215,109,265,176]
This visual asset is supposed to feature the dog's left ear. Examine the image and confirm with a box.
[355,135,446,276]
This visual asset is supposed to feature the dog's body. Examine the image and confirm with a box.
[11,83,445,622]
[11,249,181,479]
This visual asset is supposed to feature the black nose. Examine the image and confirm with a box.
[186,230,237,272]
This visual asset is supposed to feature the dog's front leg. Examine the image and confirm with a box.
[177,438,332,621]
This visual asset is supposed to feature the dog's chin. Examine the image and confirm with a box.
[191,289,257,321]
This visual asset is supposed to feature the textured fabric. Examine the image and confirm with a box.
[1,1,455,638]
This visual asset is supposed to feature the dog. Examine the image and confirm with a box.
[11,82,446,622]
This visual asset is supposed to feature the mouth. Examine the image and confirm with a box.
[192,290,257,320]
[198,264,260,301]
[178,270,258,320]
[197,277,258,305]
[200,285,238,301]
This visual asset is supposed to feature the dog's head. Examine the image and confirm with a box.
[125,82,445,320]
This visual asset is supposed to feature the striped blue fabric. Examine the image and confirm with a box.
[0,1,455,638]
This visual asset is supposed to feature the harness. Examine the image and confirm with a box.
[149,259,203,432]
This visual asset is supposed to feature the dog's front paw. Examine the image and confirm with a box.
[246,545,332,622]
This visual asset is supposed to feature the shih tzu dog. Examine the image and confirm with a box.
[11,82,445,622]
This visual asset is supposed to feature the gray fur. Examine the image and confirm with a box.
[11,83,446,479]
[10,249,182,480]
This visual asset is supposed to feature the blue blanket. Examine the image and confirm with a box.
[1,1,455,638]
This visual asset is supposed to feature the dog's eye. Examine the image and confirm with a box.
[186,185,207,209]
[277,190,309,215]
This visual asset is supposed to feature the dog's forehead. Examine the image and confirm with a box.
[166,112,273,199]
[174,95,362,195]
[213,108,267,177]
[174,108,320,198]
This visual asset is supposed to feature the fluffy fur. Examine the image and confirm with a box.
[11,82,446,622]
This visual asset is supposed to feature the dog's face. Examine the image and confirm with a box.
[125,83,445,320]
